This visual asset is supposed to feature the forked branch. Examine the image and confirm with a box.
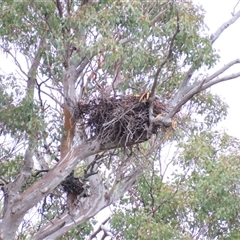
[159,10,240,126]
[178,9,240,90]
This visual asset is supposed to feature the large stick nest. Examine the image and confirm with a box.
[74,95,166,146]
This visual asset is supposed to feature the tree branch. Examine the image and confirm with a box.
[205,59,240,83]
[211,9,240,44]
[2,147,33,216]
[178,9,240,90]
[161,68,240,127]
[202,71,240,90]
[31,155,140,239]
[160,11,240,126]
[32,168,139,239]
[0,141,101,239]
[0,36,46,239]
[27,38,46,92]
[76,57,91,76]
[160,81,204,126]
[174,59,240,114]
[0,136,144,239]
[88,217,111,240]
[179,65,196,89]
[151,8,168,26]
[148,11,180,130]
[110,169,141,202]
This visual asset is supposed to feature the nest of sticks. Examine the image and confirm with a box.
[74,94,166,146]
[61,173,88,196]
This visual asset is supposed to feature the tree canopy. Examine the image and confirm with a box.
[1,0,240,239]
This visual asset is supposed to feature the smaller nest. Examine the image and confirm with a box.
[74,95,166,146]
[61,173,88,197]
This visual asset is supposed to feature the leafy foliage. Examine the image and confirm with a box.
[111,131,240,239]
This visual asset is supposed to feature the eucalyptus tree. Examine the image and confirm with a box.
[1,0,240,239]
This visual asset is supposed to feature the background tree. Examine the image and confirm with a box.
[0,0,240,239]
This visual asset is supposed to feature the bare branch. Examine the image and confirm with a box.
[160,63,240,127]
[173,59,240,114]
[161,64,240,126]
[179,65,196,89]
[232,0,240,15]
[0,46,28,78]
[211,9,240,44]
[27,38,46,91]
[202,71,240,90]
[205,59,240,83]
[178,9,240,90]
[159,11,240,126]
[37,88,62,106]
[159,81,204,126]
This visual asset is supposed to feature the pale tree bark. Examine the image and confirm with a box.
[32,166,140,239]
[0,141,100,239]
[0,138,141,239]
